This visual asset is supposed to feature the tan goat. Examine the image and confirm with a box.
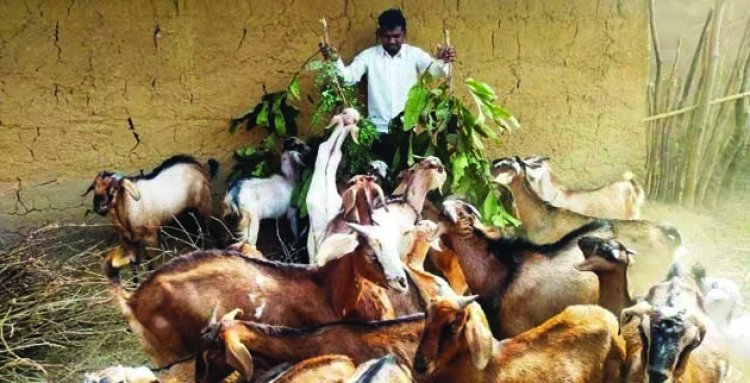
[436,199,603,338]
[254,354,412,383]
[620,268,728,383]
[413,296,625,383]
[85,154,217,281]
[523,155,645,219]
[575,236,636,316]
[254,354,356,383]
[492,156,682,295]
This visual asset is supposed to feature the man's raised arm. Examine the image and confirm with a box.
[416,44,457,78]
[320,43,367,85]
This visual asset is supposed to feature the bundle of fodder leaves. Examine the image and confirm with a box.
[0,224,146,382]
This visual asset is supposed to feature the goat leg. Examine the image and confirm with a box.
[287,208,300,244]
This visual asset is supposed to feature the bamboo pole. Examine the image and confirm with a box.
[642,90,750,122]
[645,0,663,195]
[683,0,725,207]
[698,15,750,204]
[659,45,683,200]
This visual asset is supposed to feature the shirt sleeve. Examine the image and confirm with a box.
[414,47,450,78]
[335,50,368,85]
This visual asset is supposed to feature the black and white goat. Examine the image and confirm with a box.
[85,155,218,281]
[222,138,310,246]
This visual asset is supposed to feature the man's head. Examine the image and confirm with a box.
[377,9,407,56]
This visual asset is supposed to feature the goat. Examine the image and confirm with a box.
[522,155,645,219]
[491,156,682,295]
[437,198,604,338]
[254,354,356,383]
[307,108,361,261]
[107,226,408,367]
[692,265,742,329]
[253,354,411,383]
[346,354,413,383]
[222,138,310,246]
[691,266,749,377]
[620,268,728,383]
[83,365,160,383]
[85,154,218,281]
[412,296,625,383]
[195,309,424,382]
[82,359,197,383]
[575,236,636,316]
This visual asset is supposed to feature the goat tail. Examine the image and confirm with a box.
[206,158,220,180]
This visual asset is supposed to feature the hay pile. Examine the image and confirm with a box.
[0,224,145,382]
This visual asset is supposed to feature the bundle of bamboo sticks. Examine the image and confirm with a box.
[644,0,750,208]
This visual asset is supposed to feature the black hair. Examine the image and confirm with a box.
[378,8,406,31]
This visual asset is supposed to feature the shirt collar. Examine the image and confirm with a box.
[379,44,406,59]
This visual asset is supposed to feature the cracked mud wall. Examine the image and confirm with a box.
[0,0,646,241]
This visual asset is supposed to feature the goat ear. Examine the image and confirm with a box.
[349,125,360,144]
[347,223,373,238]
[290,151,306,167]
[316,233,359,266]
[675,314,706,375]
[464,303,493,370]
[574,259,598,272]
[224,331,254,381]
[121,179,141,201]
[619,302,652,327]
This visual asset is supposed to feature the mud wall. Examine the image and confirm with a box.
[0,0,647,240]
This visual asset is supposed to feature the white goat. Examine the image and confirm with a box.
[85,155,217,282]
[307,108,361,262]
[523,155,645,219]
[83,365,158,383]
[695,269,750,373]
[223,142,309,246]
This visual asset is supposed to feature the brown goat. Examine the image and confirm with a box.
[254,354,356,383]
[413,296,626,383]
[255,354,412,383]
[436,199,603,338]
[85,155,218,281]
[620,268,728,383]
[575,236,636,316]
[523,155,645,219]
[108,232,406,367]
[492,156,682,295]
[195,311,424,382]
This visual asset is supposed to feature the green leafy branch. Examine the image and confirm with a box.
[393,74,520,227]
[227,77,301,182]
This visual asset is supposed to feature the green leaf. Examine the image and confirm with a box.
[403,83,429,130]
[287,76,300,100]
[256,102,269,127]
[272,96,287,136]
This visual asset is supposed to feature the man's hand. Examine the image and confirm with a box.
[319,43,338,61]
[436,44,456,63]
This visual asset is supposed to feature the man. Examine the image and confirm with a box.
[320,8,456,159]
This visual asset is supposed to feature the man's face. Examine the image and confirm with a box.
[379,26,405,56]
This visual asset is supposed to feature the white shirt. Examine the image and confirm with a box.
[336,44,450,132]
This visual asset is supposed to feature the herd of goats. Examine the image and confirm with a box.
[80,109,749,383]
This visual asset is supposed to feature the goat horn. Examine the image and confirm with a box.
[81,183,95,196]
[456,295,480,309]
[373,183,389,212]
[208,303,220,326]
[222,308,243,321]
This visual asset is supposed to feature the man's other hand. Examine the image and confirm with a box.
[436,44,456,63]
[319,43,338,60]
